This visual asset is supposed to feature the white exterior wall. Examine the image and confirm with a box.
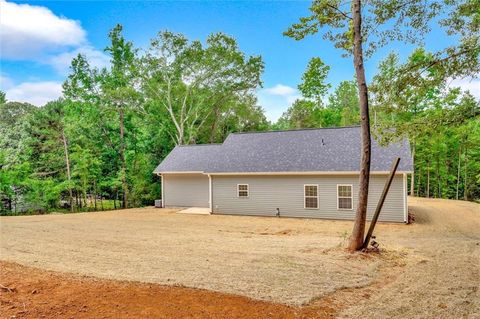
[162,173,209,208]
[211,174,406,222]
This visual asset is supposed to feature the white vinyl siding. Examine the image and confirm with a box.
[337,184,353,210]
[162,173,209,207]
[212,174,406,222]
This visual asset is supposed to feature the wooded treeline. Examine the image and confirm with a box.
[1,22,479,215]
[0,26,268,214]
[274,49,480,202]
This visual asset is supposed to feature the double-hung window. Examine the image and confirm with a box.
[237,184,249,197]
[337,185,353,210]
[304,185,318,209]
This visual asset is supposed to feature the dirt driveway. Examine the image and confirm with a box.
[1,197,479,318]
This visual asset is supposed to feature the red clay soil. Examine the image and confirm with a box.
[0,261,338,319]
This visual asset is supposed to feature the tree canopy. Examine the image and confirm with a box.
[0,25,267,214]
[1,6,479,217]
[284,0,479,250]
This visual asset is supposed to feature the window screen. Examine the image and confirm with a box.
[304,185,318,209]
[337,185,353,209]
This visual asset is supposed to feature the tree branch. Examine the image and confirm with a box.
[327,4,352,20]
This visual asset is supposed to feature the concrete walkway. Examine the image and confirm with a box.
[176,207,211,215]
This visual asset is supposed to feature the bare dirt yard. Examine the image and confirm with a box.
[1,197,479,318]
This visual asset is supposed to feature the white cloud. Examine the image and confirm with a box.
[48,45,110,75]
[5,81,63,106]
[449,78,480,99]
[258,84,302,122]
[0,1,110,75]
[0,0,86,59]
[263,84,298,96]
[0,1,108,106]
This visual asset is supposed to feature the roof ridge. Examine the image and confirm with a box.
[230,125,361,135]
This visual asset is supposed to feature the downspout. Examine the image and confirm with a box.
[403,173,408,223]
[208,174,212,213]
[160,174,165,208]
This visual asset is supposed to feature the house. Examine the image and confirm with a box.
[153,126,413,223]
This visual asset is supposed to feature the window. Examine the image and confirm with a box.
[337,185,353,210]
[237,184,249,197]
[304,185,318,209]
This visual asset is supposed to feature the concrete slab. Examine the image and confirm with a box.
[177,207,211,215]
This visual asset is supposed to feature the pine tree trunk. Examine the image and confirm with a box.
[94,180,97,211]
[416,167,421,197]
[427,161,430,198]
[436,152,440,198]
[119,108,128,208]
[456,145,461,200]
[7,195,12,212]
[83,188,88,209]
[464,145,468,201]
[61,128,74,212]
[13,192,16,214]
[349,0,371,251]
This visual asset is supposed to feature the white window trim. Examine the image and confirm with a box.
[337,184,353,210]
[237,184,249,198]
[304,184,319,209]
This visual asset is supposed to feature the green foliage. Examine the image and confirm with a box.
[328,80,359,126]
[276,95,350,129]
[298,57,331,105]
[408,118,480,201]
[276,60,358,129]
[371,49,480,201]
[2,7,480,215]
[0,101,35,165]
[283,0,477,62]
[278,100,318,129]
[0,91,6,105]
[140,30,264,144]
[1,25,268,215]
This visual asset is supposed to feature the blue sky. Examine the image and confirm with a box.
[1,0,478,121]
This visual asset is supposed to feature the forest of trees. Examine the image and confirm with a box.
[1,16,479,215]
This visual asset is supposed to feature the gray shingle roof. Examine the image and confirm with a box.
[153,126,413,174]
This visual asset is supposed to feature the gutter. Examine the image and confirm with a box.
[155,171,413,175]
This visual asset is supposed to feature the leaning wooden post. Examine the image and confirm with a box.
[362,157,401,250]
